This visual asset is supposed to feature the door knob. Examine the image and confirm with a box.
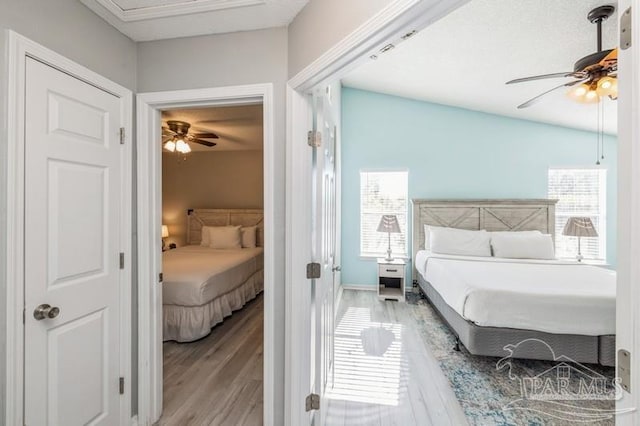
[332,265,341,272]
[33,304,60,320]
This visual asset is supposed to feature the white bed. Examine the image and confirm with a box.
[163,209,265,342]
[415,250,616,336]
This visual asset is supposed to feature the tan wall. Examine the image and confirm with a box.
[162,150,264,247]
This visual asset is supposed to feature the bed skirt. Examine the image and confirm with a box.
[163,269,264,342]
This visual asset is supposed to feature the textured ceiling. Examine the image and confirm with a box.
[81,0,308,41]
[342,0,618,134]
[162,104,263,152]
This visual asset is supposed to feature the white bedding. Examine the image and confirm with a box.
[415,250,616,335]
[163,245,264,306]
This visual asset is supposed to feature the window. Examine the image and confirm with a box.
[548,168,606,260]
[360,170,408,257]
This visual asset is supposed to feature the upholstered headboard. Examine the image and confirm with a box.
[187,209,264,246]
[411,199,558,280]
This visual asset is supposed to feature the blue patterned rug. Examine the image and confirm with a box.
[405,290,618,426]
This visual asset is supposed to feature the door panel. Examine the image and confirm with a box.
[311,86,338,425]
[24,57,123,426]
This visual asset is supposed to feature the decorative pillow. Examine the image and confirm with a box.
[241,226,257,248]
[491,233,555,260]
[208,226,242,249]
[428,226,492,257]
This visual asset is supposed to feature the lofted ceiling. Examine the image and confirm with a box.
[81,0,308,41]
[162,104,263,152]
[342,0,618,134]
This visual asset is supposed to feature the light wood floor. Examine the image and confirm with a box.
[158,295,263,426]
[325,290,467,426]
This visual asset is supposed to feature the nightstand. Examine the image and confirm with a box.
[377,258,406,302]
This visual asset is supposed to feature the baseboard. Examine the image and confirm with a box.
[340,283,377,291]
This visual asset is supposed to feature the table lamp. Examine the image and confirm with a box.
[562,217,598,262]
[377,215,401,261]
[162,225,169,250]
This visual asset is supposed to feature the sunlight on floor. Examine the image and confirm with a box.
[327,306,408,406]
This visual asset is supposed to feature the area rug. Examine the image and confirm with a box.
[405,290,618,426]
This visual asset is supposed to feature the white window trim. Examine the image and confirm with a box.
[548,166,607,261]
[359,169,409,259]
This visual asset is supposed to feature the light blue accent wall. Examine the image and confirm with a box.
[341,87,618,287]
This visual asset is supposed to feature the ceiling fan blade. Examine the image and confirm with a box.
[517,79,588,109]
[192,138,217,147]
[162,127,176,135]
[506,72,583,85]
[192,132,219,139]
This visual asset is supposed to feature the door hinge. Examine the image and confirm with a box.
[307,130,321,147]
[306,262,321,279]
[159,272,163,283]
[119,127,125,144]
[621,7,632,50]
[305,393,320,412]
[119,252,125,269]
[119,377,125,395]
[618,349,631,393]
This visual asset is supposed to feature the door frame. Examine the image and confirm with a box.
[3,30,133,426]
[136,83,275,426]
[285,1,472,423]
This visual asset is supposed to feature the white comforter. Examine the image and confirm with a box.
[415,250,616,335]
[163,245,264,306]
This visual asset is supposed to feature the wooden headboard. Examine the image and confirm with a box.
[411,199,558,280]
[187,209,264,246]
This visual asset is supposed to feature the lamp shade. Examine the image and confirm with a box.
[161,225,169,238]
[562,217,598,237]
[377,215,401,233]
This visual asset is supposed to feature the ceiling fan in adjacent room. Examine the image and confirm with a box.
[506,5,618,109]
[162,120,219,154]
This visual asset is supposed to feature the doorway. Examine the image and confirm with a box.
[159,104,265,424]
[136,84,276,426]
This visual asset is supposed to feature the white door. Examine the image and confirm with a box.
[23,57,124,426]
[310,86,338,425]
[616,1,640,424]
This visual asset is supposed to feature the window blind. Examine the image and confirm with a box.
[548,168,606,260]
[360,171,408,257]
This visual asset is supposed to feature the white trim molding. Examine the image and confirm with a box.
[136,83,276,426]
[85,0,264,22]
[3,30,133,426]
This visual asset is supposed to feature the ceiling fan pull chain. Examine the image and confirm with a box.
[601,102,605,160]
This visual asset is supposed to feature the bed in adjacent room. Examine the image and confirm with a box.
[163,209,264,342]
[411,199,616,366]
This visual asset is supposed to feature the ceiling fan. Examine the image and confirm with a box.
[506,5,618,109]
[162,120,219,154]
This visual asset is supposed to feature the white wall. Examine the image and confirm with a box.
[137,26,288,424]
[162,150,264,247]
[0,0,137,420]
[287,0,394,77]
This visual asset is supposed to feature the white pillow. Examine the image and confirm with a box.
[241,226,257,248]
[208,226,242,249]
[491,233,555,260]
[200,226,213,246]
[428,226,492,257]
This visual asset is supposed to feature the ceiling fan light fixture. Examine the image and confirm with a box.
[164,139,176,152]
[583,89,600,104]
[596,76,618,98]
[175,138,189,154]
[566,83,590,101]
